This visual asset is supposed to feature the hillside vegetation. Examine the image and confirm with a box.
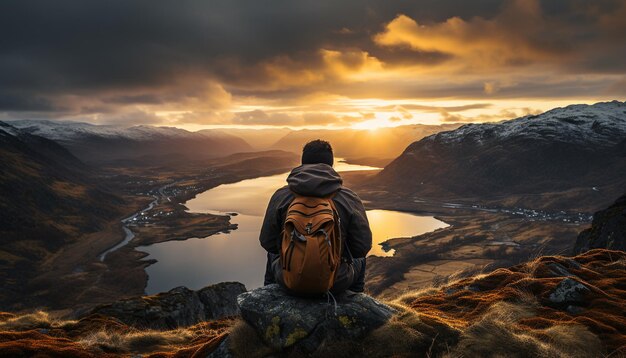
[1,249,623,357]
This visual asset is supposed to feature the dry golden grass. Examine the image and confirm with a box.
[386,249,626,357]
[0,311,234,358]
[0,311,77,331]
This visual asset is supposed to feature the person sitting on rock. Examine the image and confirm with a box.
[259,139,372,295]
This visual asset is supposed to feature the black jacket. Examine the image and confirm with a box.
[259,163,372,258]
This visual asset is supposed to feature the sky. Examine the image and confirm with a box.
[1,0,625,130]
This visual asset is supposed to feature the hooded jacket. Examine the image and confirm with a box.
[259,163,372,258]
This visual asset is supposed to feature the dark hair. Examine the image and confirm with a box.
[302,139,334,166]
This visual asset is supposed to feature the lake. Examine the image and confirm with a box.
[138,160,448,294]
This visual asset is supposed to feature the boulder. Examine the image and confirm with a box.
[207,338,233,358]
[547,278,590,307]
[237,284,395,353]
[574,193,626,254]
[91,282,246,329]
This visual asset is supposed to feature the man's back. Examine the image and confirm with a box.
[259,162,372,293]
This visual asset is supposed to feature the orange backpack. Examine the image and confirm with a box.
[280,193,342,295]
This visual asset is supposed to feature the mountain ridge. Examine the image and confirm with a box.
[7,119,254,164]
[372,101,626,211]
[270,123,461,159]
[0,121,125,308]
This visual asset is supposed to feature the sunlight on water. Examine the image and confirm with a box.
[365,210,448,257]
[139,159,447,294]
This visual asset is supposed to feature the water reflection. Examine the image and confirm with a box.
[139,159,447,294]
[365,210,448,256]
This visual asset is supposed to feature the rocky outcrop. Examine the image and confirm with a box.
[91,282,245,329]
[574,194,626,254]
[237,284,395,353]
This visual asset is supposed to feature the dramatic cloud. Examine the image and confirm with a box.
[374,0,626,73]
[0,0,624,127]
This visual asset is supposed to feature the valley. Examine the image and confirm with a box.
[0,141,300,311]
[1,101,624,314]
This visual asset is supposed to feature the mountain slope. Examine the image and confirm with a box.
[0,121,124,305]
[9,120,253,164]
[373,101,626,210]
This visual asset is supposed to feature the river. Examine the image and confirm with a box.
[138,160,448,294]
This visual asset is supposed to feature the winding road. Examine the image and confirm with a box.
[98,194,159,261]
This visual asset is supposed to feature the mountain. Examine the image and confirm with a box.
[373,101,626,210]
[0,121,124,305]
[207,127,292,149]
[270,124,461,160]
[8,120,253,164]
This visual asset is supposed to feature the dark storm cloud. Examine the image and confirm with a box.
[0,92,58,111]
[0,1,525,92]
[0,0,624,120]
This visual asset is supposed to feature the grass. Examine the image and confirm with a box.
[0,249,624,357]
[0,310,234,357]
[0,311,77,331]
[78,328,196,353]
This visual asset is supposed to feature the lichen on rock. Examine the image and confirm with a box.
[548,277,590,306]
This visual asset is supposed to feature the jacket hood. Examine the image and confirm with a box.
[287,163,343,197]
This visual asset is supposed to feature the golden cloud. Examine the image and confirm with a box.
[373,1,563,70]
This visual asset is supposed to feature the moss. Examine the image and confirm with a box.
[338,315,356,328]
[264,316,281,341]
[285,328,308,347]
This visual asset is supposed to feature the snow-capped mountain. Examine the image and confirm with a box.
[6,120,252,163]
[374,101,626,209]
[0,121,18,136]
[9,120,237,141]
[420,101,626,148]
